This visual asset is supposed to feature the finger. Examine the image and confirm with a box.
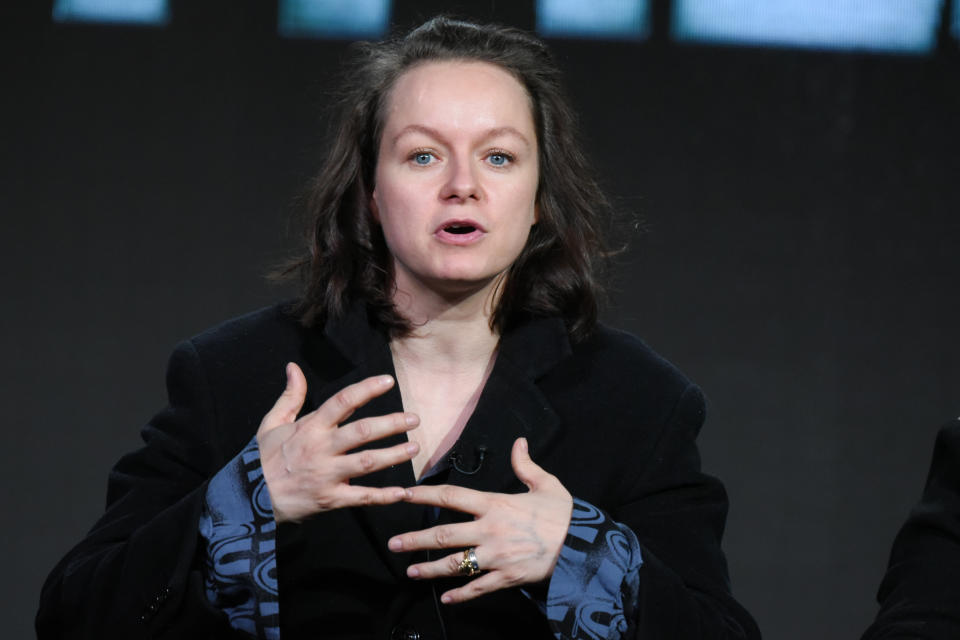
[260,363,308,432]
[510,437,547,491]
[334,484,411,509]
[439,571,507,604]
[332,412,420,454]
[387,521,477,553]
[338,440,421,479]
[402,484,488,516]
[306,374,395,429]
[405,548,477,580]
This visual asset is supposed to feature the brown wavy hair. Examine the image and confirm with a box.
[288,16,614,341]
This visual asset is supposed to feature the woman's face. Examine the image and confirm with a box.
[371,60,539,300]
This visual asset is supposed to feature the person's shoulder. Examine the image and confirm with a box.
[190,300,303,346]
[566,323,704,424]
[183,300,309,371]
[936,417,960,447]
[575,323,693,387]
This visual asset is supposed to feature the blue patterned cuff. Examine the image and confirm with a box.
[199,437,279,639]
[544,498,643,640]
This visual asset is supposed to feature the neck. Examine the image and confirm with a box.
[390,278,501,371]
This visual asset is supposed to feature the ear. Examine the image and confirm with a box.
[369,189,380,223]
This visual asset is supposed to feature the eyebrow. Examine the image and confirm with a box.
[390,124,532,149]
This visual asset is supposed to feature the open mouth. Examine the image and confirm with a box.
[435,219,484,244]
[444,223,477,235]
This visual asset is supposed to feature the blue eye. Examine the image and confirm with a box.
[488,153,511,167]
[413,152,434,166]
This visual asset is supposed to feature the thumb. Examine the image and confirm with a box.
[511,437,545,491]
[261,362,307,432]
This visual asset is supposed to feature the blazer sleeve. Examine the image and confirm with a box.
[36,340,244,639]
[612,383,759,640]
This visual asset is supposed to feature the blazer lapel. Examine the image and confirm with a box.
[451,358,562,495]
[440,315,573,511]
[300,305,424,580]
[298,308,574,580]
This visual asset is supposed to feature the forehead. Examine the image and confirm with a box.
[381,60,535,137]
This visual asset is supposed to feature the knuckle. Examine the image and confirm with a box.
[313,494,335,511]
[334,389,355,412]
[358,451,376,471]
[327,428,343,451]
[353,419,371,441]
[503,567,524,585]
[433,527,451,547]
[439,487,457,507]
[447,554,462,572]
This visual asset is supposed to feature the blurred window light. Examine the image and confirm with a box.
[536,0,650,40]
[52,0,170,25]
[953,0,960,41]
[278,0,390,39]
[673,0,944,54]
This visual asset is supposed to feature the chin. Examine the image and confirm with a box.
[424,271,502,297]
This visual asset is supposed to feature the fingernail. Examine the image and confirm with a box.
[388,537,402,551]
[407,566,420,579]
[520,437,528,452]
[440,594,451,604]
[402,488,413,499]
[405,414,419,426]
[379,375,394,387]
[406,443,419,455]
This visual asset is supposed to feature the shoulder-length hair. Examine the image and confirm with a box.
[289,16,614,341]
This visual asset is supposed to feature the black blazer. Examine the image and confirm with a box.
[862,418,960,640]
[37,302,759,639]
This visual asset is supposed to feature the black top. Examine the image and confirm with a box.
[862,418,960,640]
[37,302,759,639]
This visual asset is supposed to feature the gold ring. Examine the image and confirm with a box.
[458,548,480,576]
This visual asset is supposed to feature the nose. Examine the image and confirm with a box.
[439,155,481,202]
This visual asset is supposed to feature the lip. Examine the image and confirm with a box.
[434,218,486,246]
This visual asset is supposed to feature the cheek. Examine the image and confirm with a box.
[372,198,415,251]
[512,180,539,227]
[517,167,539,225]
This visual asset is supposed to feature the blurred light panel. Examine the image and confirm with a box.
[673,0,943,54]
[52,0,169,25]
[537,0,650,40]
[278,0,390,39]
[953,0,960,41]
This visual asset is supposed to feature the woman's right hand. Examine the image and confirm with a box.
[257,362,420,523]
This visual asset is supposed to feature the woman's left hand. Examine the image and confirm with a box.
[387,437,573,604]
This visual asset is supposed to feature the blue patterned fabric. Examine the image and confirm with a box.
[199,437,279,639]
[544,499,643,640]
[201,449,643,640]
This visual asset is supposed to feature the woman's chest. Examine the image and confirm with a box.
[398,374,486,480]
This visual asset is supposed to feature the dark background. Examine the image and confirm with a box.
[4,2,958,638]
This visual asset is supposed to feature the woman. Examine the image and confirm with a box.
[37,17,759,640]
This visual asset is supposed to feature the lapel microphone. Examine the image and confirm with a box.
[449,445,487,475]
